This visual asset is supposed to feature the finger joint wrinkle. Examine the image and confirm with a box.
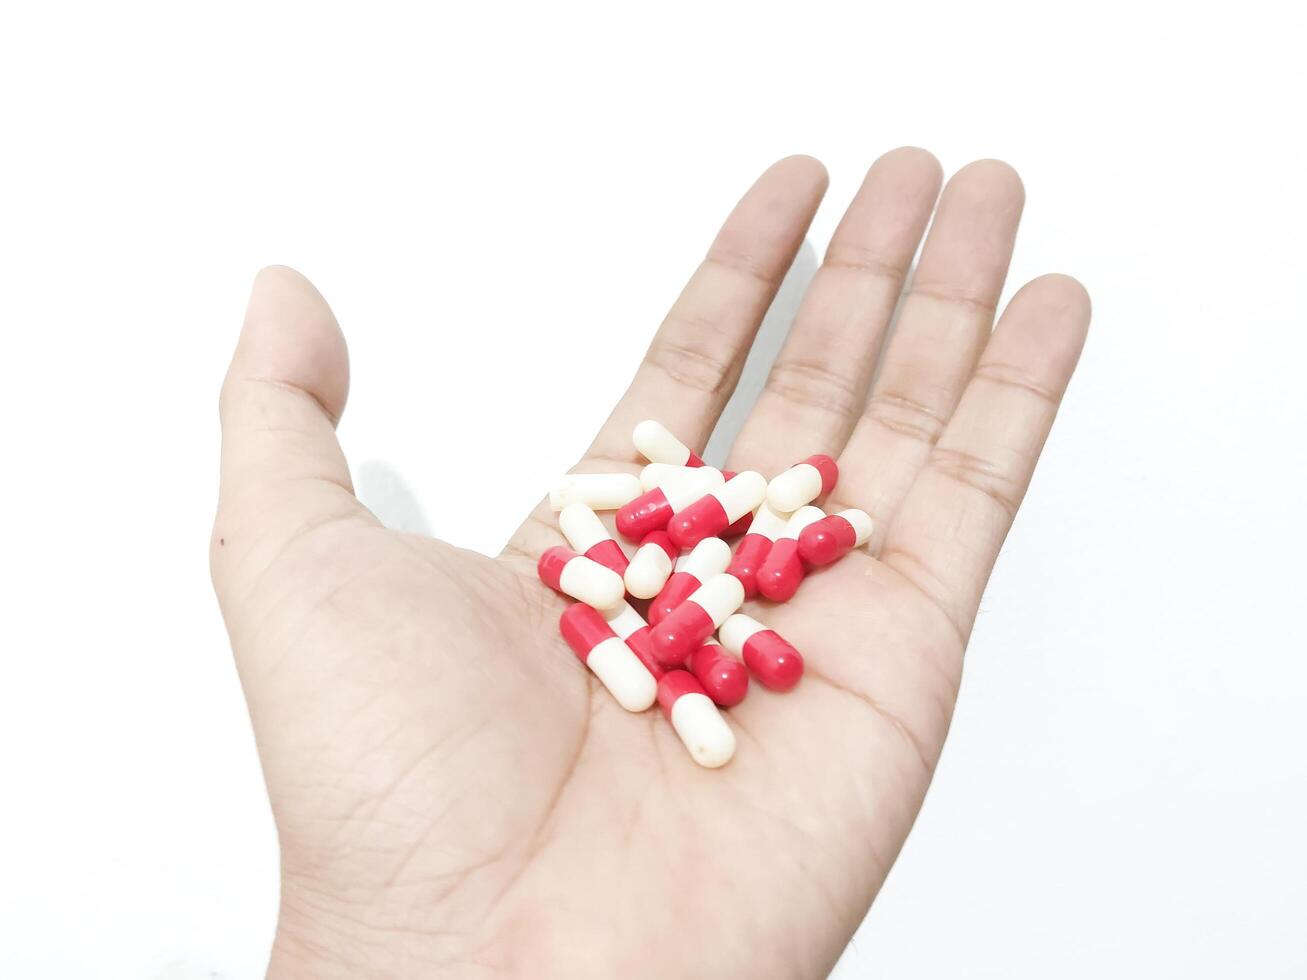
[703,248,780,288]
[764,358,863,417]
[908,283,998,317]
[929,447,1023,520]
[822,246,910,285]
[863,389,949,445]
[971,361,1062,408]
[643,338,737,395]
[232,375,341,425]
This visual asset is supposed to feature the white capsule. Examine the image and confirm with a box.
[749,501,792,540]
[549,472,643,512]
[670,691,736,768]
[766,455,837,512]
[675,536,733,580]
[558,502,613,553]
[624,535,677,599]
[663,467,726,510]
[780,504,826,540]
[837,508,875,544]
[602,600,649,641]
[633,420,702,466]
[686,572,746,627]
[558,556,625,608]
[718,612,766,652]
[712,470,768,522]
[640,463,696,492]
[586,637,657,711]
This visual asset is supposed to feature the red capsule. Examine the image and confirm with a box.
[667,494,729,549]
[688,640,749,707]
[657,670,736,768]
[648,571,700,626]
[615,486,673,539]
[602,601,666,680]
[719,614,805,692]
[585,539,629,576]
[538,546,625,609]
[559,602,614,661]
[725,504,789,598]
[633,420,707,468]
[559,604,658,711]
[728,534,772,597]
[650,601,714,668]
[558,502,630,575]
[649,573,745,668]
[624,624,665,679]
[756,539,804,601]
[647,537,732,625]
[667,471,767,549]
[722,511,753,538]
[755,506,825,602]
[797,509,874,566]
[616,467,724,541]
[766,453,840,512]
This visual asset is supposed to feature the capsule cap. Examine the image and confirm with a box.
[689,642,749,707]
[743,629,805,691]
[537,546,579,590]
[667,494,729,549]
[615,488,672,540]
[756,538,805,602]
[559,603,616,661]
[640,529,680,561]
[657,669,707,717]
[804,454,839,495]
[650,600,715,667]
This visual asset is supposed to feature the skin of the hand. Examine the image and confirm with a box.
[211,149,1090,979]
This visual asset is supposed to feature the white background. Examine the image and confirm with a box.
[3,3,1305,977]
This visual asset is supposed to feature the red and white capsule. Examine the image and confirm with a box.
[667,470,767,549]
[765,454,839,513]
[602,600,665,680]
[559,604,657,711]
[756,505,825,602]
[549,472,644,512]
[624,529,678,599]
[658,670,736,768]
[726,503,790,598]
[648,536,733,626]
[717,472,756,538]
[615,466,724,541]
[650,572,745,667]
[798,508,874,566]
[633,420,705,468]
[559,502,629,576]
[719,613,805,692]
[688,637,749,708]
[537,546,625,609]
[638,463,701,492]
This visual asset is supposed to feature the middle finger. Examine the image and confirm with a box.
[725,147,942,475]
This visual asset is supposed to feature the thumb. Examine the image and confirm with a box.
[211,266,374,602]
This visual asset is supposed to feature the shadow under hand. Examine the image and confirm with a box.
[701,239,819,466]
[355,459,434,536]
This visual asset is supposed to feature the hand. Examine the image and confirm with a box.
[211,149,1089,978]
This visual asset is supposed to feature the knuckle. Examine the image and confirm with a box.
[863,389,949,445]
[929,447,1023,519]
[763,358,861,417]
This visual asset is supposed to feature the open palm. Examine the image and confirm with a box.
[212,149,1089,978]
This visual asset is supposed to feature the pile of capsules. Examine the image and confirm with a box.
[538,420,872,769]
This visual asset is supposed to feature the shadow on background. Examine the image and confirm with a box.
[357,239,820,533]
[356,459,434,536]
